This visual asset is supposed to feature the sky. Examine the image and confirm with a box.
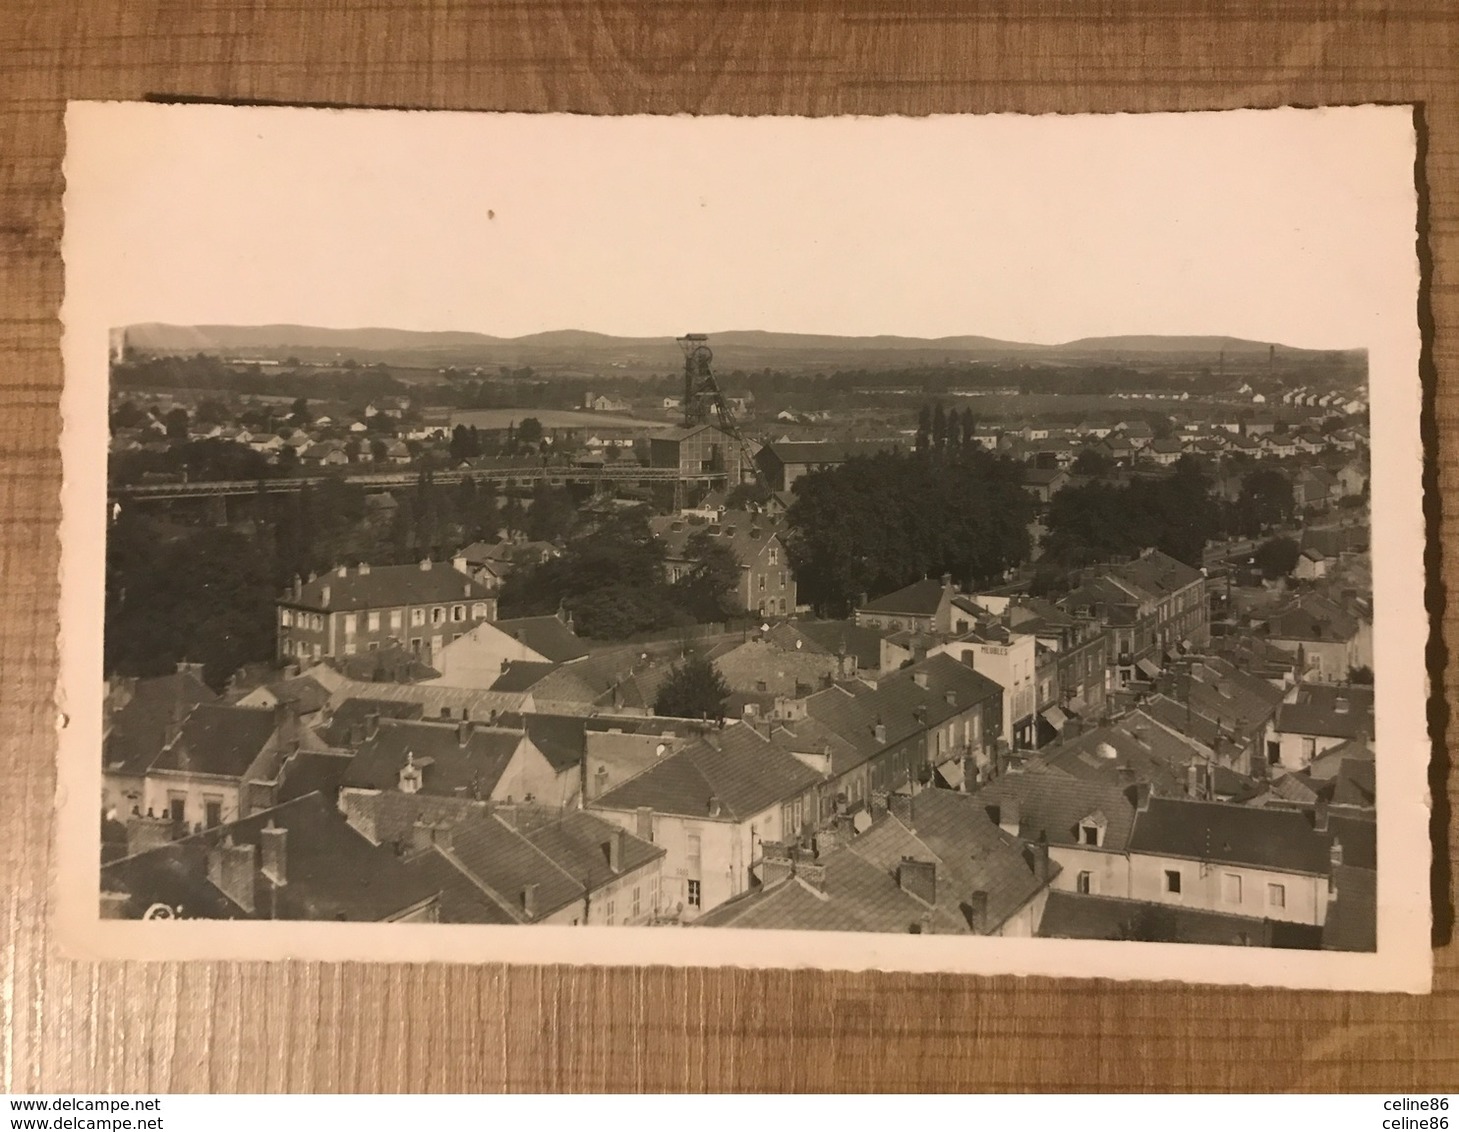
[63,103,1418,349]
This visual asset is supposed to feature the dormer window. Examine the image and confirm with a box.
[1079,809,1108,847]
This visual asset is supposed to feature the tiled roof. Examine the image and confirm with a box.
[783,621,887,669]
[971,766,1139,852]
[342,719,527,799]
[148,703,279,779]
[439,810,663,922]
[859,577,948,616]
[492,616,589,662]
[287,562,494,612]
[105,672,218,777]
[100,793,441,921]
[593,722,823,822]
[1128,797,1332,875]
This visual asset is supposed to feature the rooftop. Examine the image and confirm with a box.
[105,670,218,778]
[148,703,279,779]
[492,615,589,662]
[859,577,951,617]
[286,561,494,613]
[1128,796,1333,875]
[342,718,526,800]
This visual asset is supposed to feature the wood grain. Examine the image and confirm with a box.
[1,0,1455,1093]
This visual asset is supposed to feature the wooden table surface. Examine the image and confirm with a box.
[1,0,1455,1093]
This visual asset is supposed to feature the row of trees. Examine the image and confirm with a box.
[785,447,1034,615]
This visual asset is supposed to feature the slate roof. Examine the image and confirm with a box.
[1044,720,1207,797]
[971,766,1139,852]
[650,510,784,566]
[318,697,425,748]
[761,440,899,466]
[326,645,440,684]
[276,750,353,805]
[105,671,218,777]
[287,562,494,612]
[1037,892,1309,948]
[1322,864,1377,952]
[255,673,332,714]
[1109,548,1204,599]
[489,660,562,692]
[492,616,589,662]
[859,577,949,616]
[1275,684,1374,740]
[342,719,526,799]
[148,703,279,779]
[400,848,518,924]
[492,712,590,774]
[100,793,440,921]
[1128,796,1332,875]
[592,722,824,822]
[322,677,531,724]
[1022,467,1069,486]
[1264,597,1361,643]
[699,791,1053,935]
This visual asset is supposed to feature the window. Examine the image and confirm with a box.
[1076,871,1092,894]
[341,613,356,636]
[204,797,223,828]
[451,604,465,622]
[632,886,641,919]
[758,574,766,591]
[778,598,787,614]
[1301,737,1317,762]
[311,614,323,631]
[1267,882,1286,909]
[605,900,615,926]
[687,833,702,879]
[1164,869,1182,895]
[687,880,702,909]
[367,611,380,632]
[168,795,186,824]
[368,641,379,652]
[431,607,445,625]
[311,643,322,660]
[410,637,422,654]
[471,602,487,619]
[410,608,425,627]
[343,642,356,656]
[1080,824,1100,846]
[768,546,778,565]
[280,609,293,627]
[1222,873,1243,904]
[390,609,403,631]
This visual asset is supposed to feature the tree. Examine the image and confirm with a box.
[1071,447,1113,476]
[1252,536,1301,579]
[653,655,730,720]
[673,530,744,621]
[915,403,932,454]
[289,397,310,427]
[195,398,230,426]
[516,417,544,447]
[525,482,577,543]
[1233,468,1294,536]
[1348,665,1374,685]
[164,407,190,439]
[726,481,771,510]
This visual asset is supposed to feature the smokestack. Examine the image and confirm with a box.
[260,820,287,887]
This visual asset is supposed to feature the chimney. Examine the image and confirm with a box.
[291,576,302,600]
[452,554,467,573]
[761,843,795,888]
[1314,798,1329,832]
[858,592,869,610]
[873,719,887,744]
[997,797,1021,837]
[260,820,287,887]
[364,711,380,740]
[521,882,538,920]
[1186,761,1201,799]
[358,562,370,575]
[320,584,331,607]
[457,719,471,748]
[606,827,625,873]
[1329,836,1344,868]
[945,689,956,706]
[125,811,175,857]
[798,861,827,892]
[1129,782,1152,812]
[897,857,937,905]
[913,671,929,689]
[399,752,422,794]
[1035,832,1051,883]
[419,558,432,571]
[941,573,952,588]
[337,564,349,578]
[635,806,654,841]
[967,889,990,934]
[207,835,257,914]
[707,795,722,817]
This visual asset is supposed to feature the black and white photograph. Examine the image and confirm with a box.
[56,102,1430,990]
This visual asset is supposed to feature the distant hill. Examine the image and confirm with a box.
[121,323,1363,373]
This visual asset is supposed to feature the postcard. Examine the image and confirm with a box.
[55,101,1432,991]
